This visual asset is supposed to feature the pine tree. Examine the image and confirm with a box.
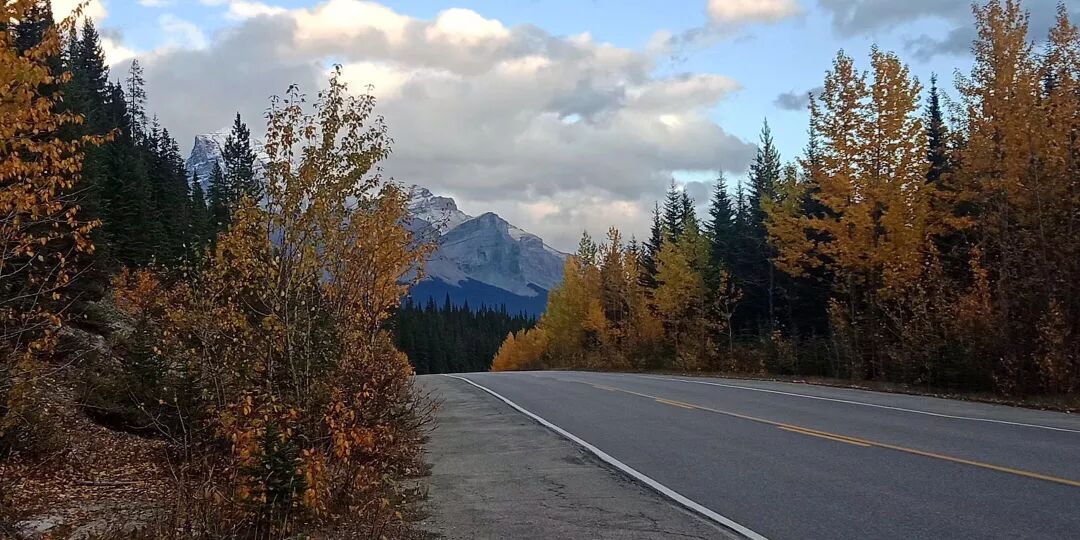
[126,59,149,140]
[222,113,259,203]
[640,203,663,289]
[706,174,736,286]
[208,162,230,234]
[926,74,949,187]
[13,0,54,55]
[662,180,684,241]
[190,172,210,251]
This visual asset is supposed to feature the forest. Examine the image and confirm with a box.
[2,1,430,537]
[395,297,533,374]
[495,0,1080,402]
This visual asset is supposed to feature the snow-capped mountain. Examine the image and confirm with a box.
[184,130,268,187]
[186,133,565,314]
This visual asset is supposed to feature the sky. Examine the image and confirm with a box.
[54,0,1080,252]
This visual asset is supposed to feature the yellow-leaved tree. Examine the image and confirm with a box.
[766,48,933,380]
[112,69,432,536]
[1,1,106,451]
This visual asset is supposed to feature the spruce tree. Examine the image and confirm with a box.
[208,162,230,235]
[706,174,736,276]
[640,203,663,290]
[190,173,210,249]
[14,0,54,55]
[926,74,949,187]
[222,113,259,203]
[662,180,684,241]
[126,59,147,143]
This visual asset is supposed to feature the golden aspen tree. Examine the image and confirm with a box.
[948,0,1080,394]
[1,2,107,449]
[767,47,931,380]
[112,70,431,534]
[654,240,706,366]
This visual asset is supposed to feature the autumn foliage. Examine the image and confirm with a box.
[0,0,108,452]
[496,0,1080,401]
[106,73,432,536]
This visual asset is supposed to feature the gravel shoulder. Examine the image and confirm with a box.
[415,374,734,540]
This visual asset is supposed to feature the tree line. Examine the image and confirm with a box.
[395,296,534,374]
[50,6,260,276]
[495,0,1080,399]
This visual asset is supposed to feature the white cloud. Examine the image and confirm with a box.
[126,1,754,250]
[102,36,138,65]
[52,0,108,21]
[158,14,209,50]
[425,8,510,46]
[294,0,411,45]
[139,0,173,7]
[706,0,801,24]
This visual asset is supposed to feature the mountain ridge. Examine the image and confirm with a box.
[185,131,565,314]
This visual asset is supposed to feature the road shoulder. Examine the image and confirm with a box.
[416,375,734,540]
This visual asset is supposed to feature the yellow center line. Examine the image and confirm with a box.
[656,398,697,409]
[779,426,871,447]
[570,379,1080,489]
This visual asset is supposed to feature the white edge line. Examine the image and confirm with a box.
[444,374,769,540]
[635,375,1080,435]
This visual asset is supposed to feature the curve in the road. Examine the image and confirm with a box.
[445,374,772,540]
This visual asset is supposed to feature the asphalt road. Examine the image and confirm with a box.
[439,371,1080,540]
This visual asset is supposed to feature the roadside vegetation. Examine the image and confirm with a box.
[1,2,432,538]
[494,0,1080,406]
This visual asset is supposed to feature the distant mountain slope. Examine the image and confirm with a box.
[186,133,565,315]
[406,188,565,315]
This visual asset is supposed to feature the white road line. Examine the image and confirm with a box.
[633,375,1080,434]
[445,374,769,540]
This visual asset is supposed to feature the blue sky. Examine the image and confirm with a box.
[62,0,1078,250]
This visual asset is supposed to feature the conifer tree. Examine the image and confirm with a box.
[223,112,259,203]
[125,59,147,143]
[925,74,949,187]
[662,180,684,240]
[640,203,663,289]
[190,172,210,251]
[208,162,230,234]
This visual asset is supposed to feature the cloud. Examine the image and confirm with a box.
[773,86,822,111]
[139,0,174,7]
[158,14,209,50]
[816,0,967,37]
[123,0,755,250]
[52,0,107,21]
[818,0,1079,61]
[706,0,801,25]
[651,0,801,60]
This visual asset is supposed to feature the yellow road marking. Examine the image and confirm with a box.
[779,426,871,447]
[572,379,1080,488]
[656,398,697,409]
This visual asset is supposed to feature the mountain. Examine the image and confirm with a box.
[186,134,566,315]
[184,130,268,187]
[405,187,565,315]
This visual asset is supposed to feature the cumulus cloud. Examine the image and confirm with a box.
[158,14,209,50]
[651,0,802,60]
[52,0,107,21]
[121,0,755,250]
[773,86,822,111]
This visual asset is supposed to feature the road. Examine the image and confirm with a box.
[435,371,1080,540]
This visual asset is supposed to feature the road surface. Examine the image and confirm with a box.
[433,371,1080,540]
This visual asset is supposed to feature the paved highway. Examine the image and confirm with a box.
[437,371,1080,540]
